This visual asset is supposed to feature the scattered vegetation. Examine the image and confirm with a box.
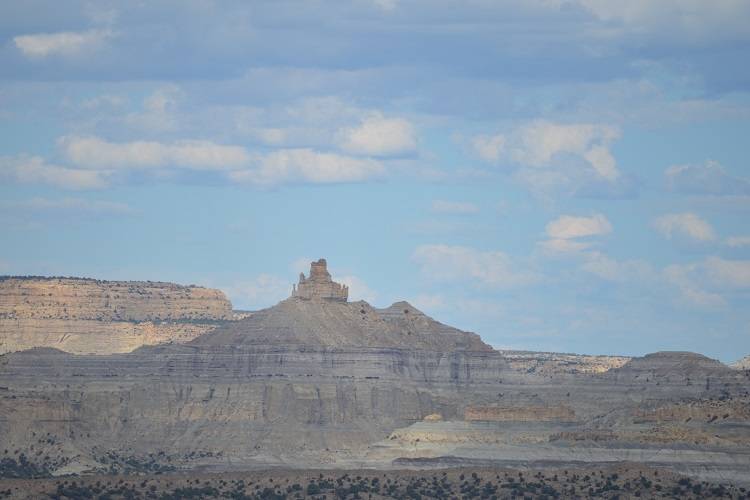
[1,466,748,499]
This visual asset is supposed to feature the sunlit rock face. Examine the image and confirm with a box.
[0,277,233,354]
[291,259,349,302]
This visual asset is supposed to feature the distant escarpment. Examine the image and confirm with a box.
[1,260,748,486]
[0,277,233,354]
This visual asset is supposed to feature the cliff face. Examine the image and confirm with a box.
[0,277,233,354]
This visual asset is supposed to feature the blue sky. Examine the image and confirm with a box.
[1,1,750,361]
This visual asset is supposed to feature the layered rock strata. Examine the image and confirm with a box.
[0,277,232,354]
[0,261,749,486]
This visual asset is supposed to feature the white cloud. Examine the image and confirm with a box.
[653,212,715,242]
[337,275,378,303]
[665,160,750,196]
[704,257,750,289]
[412,244,538,288]
[337,114,416,156]
[13,29,113,58]
[471,134,506,163]
[60,135,251,171]
[662,256,750,309]
[663,264,727,308]
[229,148,384,186]
[472,120,624,197]
[431,200,480,215]
[539,214,612,256]
[539,238,593,255]
[4,197,134,215]
[0,155,109,190]
[512,121,620,181]
[664,263,727,309]
[545,214,612,240]
[726,236,750,248]
[124,86,184,133]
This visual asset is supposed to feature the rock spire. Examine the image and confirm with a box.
[291,258,348,301]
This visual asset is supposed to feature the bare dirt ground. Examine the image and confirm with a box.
[1,463,748,499]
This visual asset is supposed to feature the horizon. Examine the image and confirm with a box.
[2,1,750,363]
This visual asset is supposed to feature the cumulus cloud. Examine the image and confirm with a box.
[0,155,109,190]
[545,214,612,240]
[337,114,416,156]
[60,135,251,171]
[665,160,750,196]
[412,244,538,288]
[124,86,184,133]
[430,200,480,215]
[663,256,750,309]
[471,134,506,163]
[540,214,612,255]
[9,137,385,189]
[13,29,113,58]
[229,148,384,186]
[663,263,727,309]
[704,256,750,289]
[471,121,625,198]
[512,121,620,181]
[653,212,715,242]
[538,238,593,255]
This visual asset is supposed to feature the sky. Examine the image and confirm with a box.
[1,1,750,361]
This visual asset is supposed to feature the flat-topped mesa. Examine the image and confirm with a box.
[291,258,348,302]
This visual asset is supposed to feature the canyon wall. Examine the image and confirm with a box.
[0,277,233,354]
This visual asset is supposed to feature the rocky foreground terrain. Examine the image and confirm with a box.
[1,259,749,493]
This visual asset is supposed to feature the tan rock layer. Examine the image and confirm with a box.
[0,277,232,322]
[0,277,233,354]
[464,404,576,422]
[0,318,218,355]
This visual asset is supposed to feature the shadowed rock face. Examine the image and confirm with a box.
[0,262,749,485]
[196,298,492,352]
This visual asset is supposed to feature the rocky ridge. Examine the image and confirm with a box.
[0,277,232,354]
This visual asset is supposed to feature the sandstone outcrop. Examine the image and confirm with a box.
[0,277,232,354]
[731,355,750,370]
[497,350,630,375]
[291,259,348,301]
